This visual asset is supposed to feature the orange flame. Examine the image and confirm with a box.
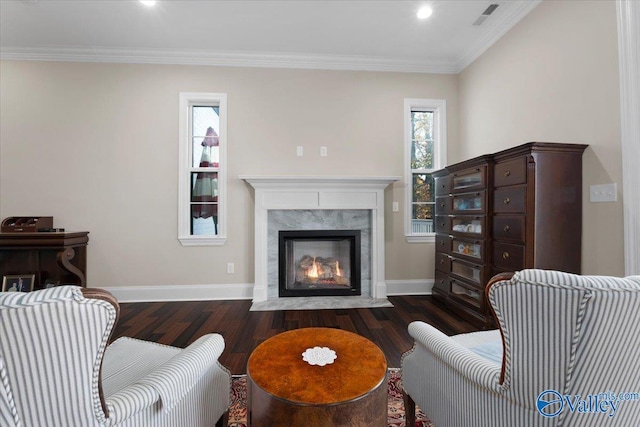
[335,261,342,277]
[307,258,319,279]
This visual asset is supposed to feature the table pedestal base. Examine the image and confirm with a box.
[248,374,387,427]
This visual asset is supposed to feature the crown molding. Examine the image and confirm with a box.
[456,0,542,72]
[0,2,540,74]
[0,46,459,74]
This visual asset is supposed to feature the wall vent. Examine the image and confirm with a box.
[473,4,500,26]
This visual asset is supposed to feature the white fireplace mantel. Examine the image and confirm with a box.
[240,176,400,302]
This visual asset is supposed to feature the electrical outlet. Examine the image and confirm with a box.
[590,183,617,203]
[320,146,328,157]
[296,146,304,157]
[227,263,235,274]
[392,201,399,212]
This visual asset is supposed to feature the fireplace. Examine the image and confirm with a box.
[240,175,399,303]
[279,230,361,297]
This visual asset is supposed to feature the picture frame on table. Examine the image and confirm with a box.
[2,274,36,292]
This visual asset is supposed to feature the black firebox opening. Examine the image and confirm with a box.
[279,230,361,297]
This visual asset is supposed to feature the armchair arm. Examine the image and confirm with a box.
[105,383,159,425]
[406,321,505,393]
[137,334,226,413]
[0,356,19,427]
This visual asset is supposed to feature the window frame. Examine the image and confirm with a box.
[404,98,447,243]
[178,92,227,246]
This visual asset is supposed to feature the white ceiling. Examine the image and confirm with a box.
[0,0,541,73]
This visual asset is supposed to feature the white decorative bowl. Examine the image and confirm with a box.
[302,346,337,366]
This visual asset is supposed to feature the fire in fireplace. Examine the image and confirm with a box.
[279,230,361,297]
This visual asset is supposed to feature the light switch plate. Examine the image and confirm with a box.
[590,183,617,202]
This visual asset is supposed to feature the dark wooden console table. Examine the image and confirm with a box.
[0,232,89,289]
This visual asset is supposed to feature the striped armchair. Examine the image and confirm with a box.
[0,286,231,427]
[402,269,640,427]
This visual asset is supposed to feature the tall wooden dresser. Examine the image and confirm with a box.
[432,142,587,327]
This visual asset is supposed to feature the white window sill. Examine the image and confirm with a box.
[405,234,436,243]
[179,236,227,246]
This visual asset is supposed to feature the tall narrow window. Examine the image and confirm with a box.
[178,93,227,246]
[404,99,446,242]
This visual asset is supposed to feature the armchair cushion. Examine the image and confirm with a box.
[102,338,180,397]
[468,341,502,366]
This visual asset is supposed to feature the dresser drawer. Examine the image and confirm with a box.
[451,166,487,193]
[494,157,527,187]
[435,175,451,196]
[451,216,485,236]
[436,234,485,262]
[433,271,450,295]
[451,258,484,285]
[450,278,482,309]
[452,237,485,260]
[436,252,452,273]
[494,187,526,213]
[436,235,486,261]
[435,216,451,234]
[436,196,452,214]
[436,215,486,237]
[493,242,525,270]
[493,216,525,242]
[452,191,486,213]
[439,192,488,214]
[435,234,450,253]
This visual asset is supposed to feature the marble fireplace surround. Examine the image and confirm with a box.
[241,176,399,307]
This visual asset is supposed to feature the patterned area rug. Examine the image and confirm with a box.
[228,368,432,427]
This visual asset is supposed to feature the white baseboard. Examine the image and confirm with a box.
[100,280,433,302]
[101,283,254,303]
[385,279,434,296]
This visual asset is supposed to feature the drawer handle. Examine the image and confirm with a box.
[504,170,511,177]
[503,197,511,204]
[502,251,510,259]
[504,225,510,232]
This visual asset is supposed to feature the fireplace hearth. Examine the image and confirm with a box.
[279,230,361,297]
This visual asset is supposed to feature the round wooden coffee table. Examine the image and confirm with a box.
[247,327,388,426]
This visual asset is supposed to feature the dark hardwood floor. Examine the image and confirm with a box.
[111,295,480,375]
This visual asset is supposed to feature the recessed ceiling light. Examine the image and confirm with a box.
[417,6,433,20]
[139,0,156,6]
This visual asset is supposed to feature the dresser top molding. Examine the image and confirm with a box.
[434,142,588,175]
